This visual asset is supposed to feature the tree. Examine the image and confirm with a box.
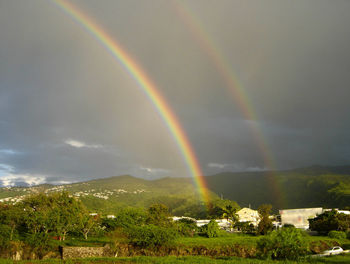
[21,192,86,241]
[175,218,197,237]
[126,224,177,248]
[222,205,238,228]
[0,203,23,241]
[257,226,308,260]
[78,210,97,240]
[208,199,240,219]
[201,219,221,238]
[257,204,273,235]
[309,210,350,234]
[147,204,172,227]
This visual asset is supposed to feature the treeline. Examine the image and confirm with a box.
[0,192,101,258]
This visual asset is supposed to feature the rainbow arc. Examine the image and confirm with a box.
[51,0,210,205]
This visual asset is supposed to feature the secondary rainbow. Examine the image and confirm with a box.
[173,1,285,207]
[51,0,210,205]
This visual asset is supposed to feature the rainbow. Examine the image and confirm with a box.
[173,1,285,208]
[51,0,210,205]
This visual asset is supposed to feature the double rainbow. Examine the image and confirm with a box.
[173,1,285,207]
[51,0,210,205]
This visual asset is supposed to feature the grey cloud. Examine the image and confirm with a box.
[1,0,350,183]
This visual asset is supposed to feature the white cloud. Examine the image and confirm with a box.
[0,173,46,187]
[139,166,170,175]
[208,162,267,172]
[64,139,102,149]
[208,163,231,169]
[0,149,19,155]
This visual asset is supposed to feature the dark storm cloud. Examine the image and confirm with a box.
[1,0,350,185]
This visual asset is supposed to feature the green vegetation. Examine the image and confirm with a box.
[257,227,308,260]
[2,255,350,264]
[257,205,273,235]
[309,210,350,235]
[2,166,350,216]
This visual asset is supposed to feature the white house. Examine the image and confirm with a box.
[237,208,260,226]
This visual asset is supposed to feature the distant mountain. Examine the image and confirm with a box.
[205,165,350,210]
[1,166,349,214]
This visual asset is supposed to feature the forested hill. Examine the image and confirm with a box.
[205,165,350,210]
[1,166,350,214]
[0,175,218,217]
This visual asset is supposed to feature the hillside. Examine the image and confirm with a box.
[0,175,216,217]
[1,166,350,214]
[205,165,350,210]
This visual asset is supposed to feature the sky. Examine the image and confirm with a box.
[1,0,350,186]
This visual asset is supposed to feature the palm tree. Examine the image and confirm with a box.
[222,205,238,228]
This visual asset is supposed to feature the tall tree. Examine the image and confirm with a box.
[257,204,273,235]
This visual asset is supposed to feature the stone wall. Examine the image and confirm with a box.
[61,246,111,259]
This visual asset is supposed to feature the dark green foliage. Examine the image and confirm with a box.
[126,224,177,248]
[0,224,11,249]
[257,227,308,260]
[309,210,350,234]
[328,230,347,239]
[234,222,255,234]
[201,220,221,238]
[257,204,273,235]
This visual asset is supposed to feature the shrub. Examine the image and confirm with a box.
[0,224,11,249]
[257,226,308,260]
[126,224,177,248]
[201,220,221,238]
[175,218,197,237]
[328,230,346,239]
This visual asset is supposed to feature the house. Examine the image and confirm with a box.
[237,207,260,226]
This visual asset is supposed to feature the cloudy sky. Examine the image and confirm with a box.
[1,0,350,186]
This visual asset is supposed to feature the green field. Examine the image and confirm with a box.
[1,255,350,264]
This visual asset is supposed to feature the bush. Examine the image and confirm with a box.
[257,226,308,260]
[175,218,197,237]
[126,225,178,248]
[328,230,346,239]
[201,220,221,238]
[0,224,11,249]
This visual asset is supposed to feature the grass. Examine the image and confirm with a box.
[2,255,350,264]
[176,233,258,248]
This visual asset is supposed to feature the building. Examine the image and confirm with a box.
[279,207,323,229]
[237,207,260,226]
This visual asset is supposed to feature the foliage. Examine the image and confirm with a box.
[126,224,177,248]
[201,220,221,238]
[309,210,350,234]
[25,232,55,259]
[257,226,308,260]
[328,230,347,239]
[0,224,11,249]
[234,221,255,234]
[175,218,197,237]
[257,204,273,235]
[147,204,173,227]
[208,199,240,219]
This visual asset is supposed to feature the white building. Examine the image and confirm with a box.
[279,207,323,229]
[237,208,260,226]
